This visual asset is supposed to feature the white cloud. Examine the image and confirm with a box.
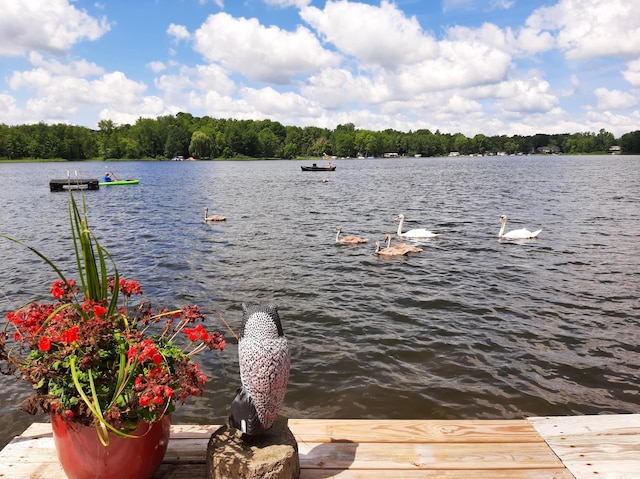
[193,13,340,84]
[494,78,558,113]
[622,60,640,87]
[148,61,167,73]
[98,95,172,127]
[447,23,512,53]
[443,0,514,13]
[0,94,23,124]
[0,0,110,56]
[199,0,224,7]
[301,68,389,108]
[585,109,640,135]
[389,38,511,96]
[491,0,514,9]
[155,63,236,105]
[167,23,191,42]
[514,27,555,55]
[9,69,146,106]
[264,0,311,7]
[593,88,639,110]
[28,52,104,77]
[525,0,640,60]
[239,86,322,119]
[300,0,438,66]
[6,57,159,126]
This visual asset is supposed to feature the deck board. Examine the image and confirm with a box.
[530,414,640,479]
[0,416,634,478]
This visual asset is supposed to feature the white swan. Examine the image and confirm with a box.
[204,207,226,222]
[385,233,422,253]
[498,215,541,240]
[335,226,368,245]
[375,241,410,256]
[395,214,440,238]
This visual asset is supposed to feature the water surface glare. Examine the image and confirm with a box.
[1,156,639,448]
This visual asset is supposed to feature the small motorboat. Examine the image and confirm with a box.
[301,163,336,171]
[99,179,140,187]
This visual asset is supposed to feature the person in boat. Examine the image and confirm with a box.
[103,172,117,182]
[327,162,333,168]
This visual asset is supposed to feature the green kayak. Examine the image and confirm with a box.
[99,179,140,187]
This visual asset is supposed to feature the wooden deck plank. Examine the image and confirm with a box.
[529,414,640,479]
[301,471,575,479]
[0,419,580,479]
[298,441,563,470]
[288,418,542,443]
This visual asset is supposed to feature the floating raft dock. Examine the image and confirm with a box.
[49,178,99,192]
[0,415,638,478]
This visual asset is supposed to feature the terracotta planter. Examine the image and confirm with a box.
[51,413,171,479]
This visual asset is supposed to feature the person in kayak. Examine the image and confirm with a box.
[103,172,117,182]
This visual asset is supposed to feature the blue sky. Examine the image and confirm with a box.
[1,0,639,136]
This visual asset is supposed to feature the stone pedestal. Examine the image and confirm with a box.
[206,416,300,479]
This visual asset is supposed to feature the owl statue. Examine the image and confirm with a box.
[229,303,290,436]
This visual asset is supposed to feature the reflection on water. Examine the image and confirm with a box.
[1,156,639,449]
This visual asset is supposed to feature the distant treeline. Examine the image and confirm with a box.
[1,113,639,160]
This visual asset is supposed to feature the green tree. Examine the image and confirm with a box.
[284,125,303,157]
[282,143,298,159]
[620,130,640,154]
[333,123,356,157]
[595,128,615,152]
[258,128,280,157]
[355,130,377,157]
[453,134,470,155]
[310,137,331,157]
[189,131,213,159]
[301,126,331,156]
[158,115,191,158]
[131,118,163,158]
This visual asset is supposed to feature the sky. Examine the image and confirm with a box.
[1,0,639,137]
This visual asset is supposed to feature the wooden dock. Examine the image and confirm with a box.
[49,178,99,192]
[0,415,638,478]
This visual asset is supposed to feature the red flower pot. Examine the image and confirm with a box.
[51,413,171,479]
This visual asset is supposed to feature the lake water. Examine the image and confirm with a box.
[1,155,639,449]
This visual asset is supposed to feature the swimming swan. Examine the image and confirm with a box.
[375,241,410,256]
[385,233,422,253]
[395,214,440,238]
[498,215,541,240]
[204,207,226,222]
[335,226,368,244]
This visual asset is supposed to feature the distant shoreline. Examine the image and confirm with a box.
[0,152,630,164]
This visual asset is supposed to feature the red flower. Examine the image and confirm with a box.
[61,326,79,344]
[152,352,162,365]
[183,327,199,342]
[93,305,107,318]
[50,279,76,300]
[119,279,142,297]
[50,280,65,299]
[39,336,51,352]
